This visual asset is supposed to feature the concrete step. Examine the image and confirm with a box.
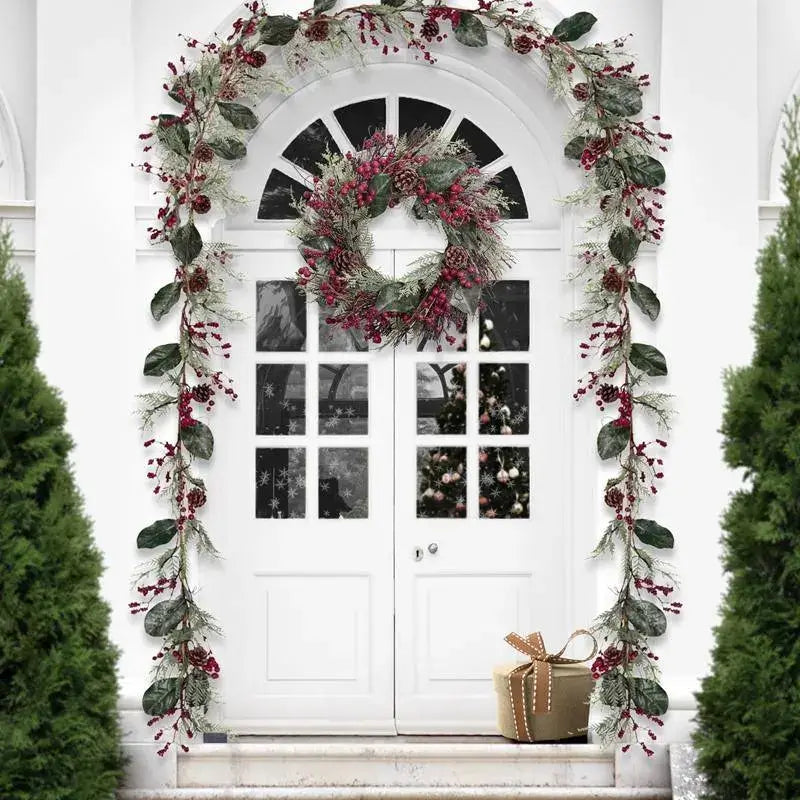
[118,789,672,800]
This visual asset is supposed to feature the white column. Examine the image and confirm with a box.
[656,0,759,737]
[36,0,154,736]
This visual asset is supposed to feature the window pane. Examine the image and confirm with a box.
[479,280,530,352]
[256,280,307,352]
[256,447,306,519]
[334,99,387,150]
[494,167,528,219]
[319,364,369,434]
[319,316,369,352]
[417,362,466,434]
[452,117,502,168]
[282,118,340,175]
[256,364,305,435]
[479,447,530,519]
[399,97,450,137]
[417,447,467,519]
[319,447,368,519]
[478,363,529,435]
[257,169,306,220]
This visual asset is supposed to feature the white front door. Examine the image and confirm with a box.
[205,60,579,734]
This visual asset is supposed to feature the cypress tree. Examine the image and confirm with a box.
[0,228,123,799]
[693,102,800,798]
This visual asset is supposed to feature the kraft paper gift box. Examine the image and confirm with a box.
[492,630,596,743]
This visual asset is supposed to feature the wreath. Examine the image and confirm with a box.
[292,128,511,348]
[135,0,676,759]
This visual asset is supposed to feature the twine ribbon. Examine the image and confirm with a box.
[504,629,598,742]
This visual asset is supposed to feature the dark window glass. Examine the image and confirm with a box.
[399,97,450,137]
[417,447,467,519]
[417,363,466,434]
[319,364,369,435]
[256,280,307,352]
[256,447,306,519]
[257,170,306,220]
[452,117,503,168]
[334,99,387,150]
[319,447,369,519]
[480,280,530,352]
[479,447,530,519]
[478,363,529,435]
[282,118,340,175]
[319,315,369,352]
[494,167,528,219]
[256,364,306,435]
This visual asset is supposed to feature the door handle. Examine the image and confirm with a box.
[427,542,439,555]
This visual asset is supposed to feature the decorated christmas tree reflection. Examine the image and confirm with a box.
[417,447,467,519]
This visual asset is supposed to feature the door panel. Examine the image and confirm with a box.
[394,248,572,733]
[205,250,395,733]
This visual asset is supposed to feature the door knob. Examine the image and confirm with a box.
[428,542,439,555]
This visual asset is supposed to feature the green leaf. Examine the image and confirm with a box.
[608,226,640,265]
[451,285,481,315]
[144,598,187,637]
[182,421,214,460]
[634,519,674,549]
[137,519,178,549]
[553,11,597,42]
[630,677,669,716]
[150,282,182,322]
[454,12,487,47]
[185,671,211,708]
[619,155,666,188]
[629,342,668,377]
[597,421,629,460]
[258,14,300,45]
[627,597,667,637]
[599,671,625,706]
[217,101,259,131]
[313,0,336,13]
[595,157,624,190]
[629,281,660,321]
[208,137,247,160]
[596,80,643,118]
[142,678,181,716]
[374,282,418,312]
[170,223,203,265]
[143,343,181,377]
[368,173,391,218]
[564,136,590,160]
[419,158,467,193]
[156,115,190,157]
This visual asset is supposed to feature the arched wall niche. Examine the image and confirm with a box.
[768,71,800,202]
[0,86,26,201]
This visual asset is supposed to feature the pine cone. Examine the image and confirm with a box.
[332,249,361,272]
[188,646,208,668]
[601,267,623,294]
[192,384,213,403]
[194,142,215,163]
[572,82,592,102]
[305,19,329,42]
[513,35,534,54]
[604,487,624,510]
[421,18,440,40]
[188,268,210,294]
[444,245,469,271]
[393,167,419,194]
[598,383,619,404]
[192,194,211,214]
[187,487,207,510]
[246,49,267,68]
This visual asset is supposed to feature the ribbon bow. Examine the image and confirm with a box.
[504,629,598,742]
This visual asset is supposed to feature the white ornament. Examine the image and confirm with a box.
[500,425,513,435]
[511,502,524,515]
[508,467,519,479]
[480,334,491,349]
[441,473,452,484]
[424,487,434,498]
[484,319,494,331]
[497,469,510,484]
[451,472,461,482]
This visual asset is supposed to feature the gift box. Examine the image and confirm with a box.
[492,630,595,743]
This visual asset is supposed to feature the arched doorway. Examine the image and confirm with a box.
[203,58,586,734]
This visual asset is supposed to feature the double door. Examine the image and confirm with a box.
[206,244,571,733]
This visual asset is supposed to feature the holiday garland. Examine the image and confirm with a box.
[135,0,676,757]
[292,127,511,347]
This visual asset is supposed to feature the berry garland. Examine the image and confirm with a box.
[135,0,676,757]
[292,128,512,348]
